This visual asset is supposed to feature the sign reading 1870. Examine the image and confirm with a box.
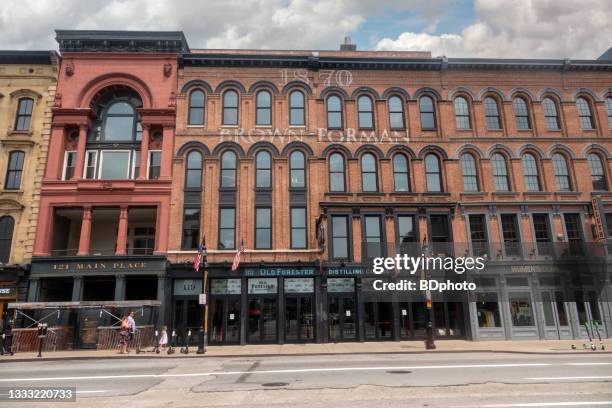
[280,69,353,88]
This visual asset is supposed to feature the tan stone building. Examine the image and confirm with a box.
[0,51,58,317]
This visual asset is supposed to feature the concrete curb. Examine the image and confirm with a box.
[2,349,610,363]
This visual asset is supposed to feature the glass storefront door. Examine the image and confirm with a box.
[209,279,242,344]
[172,298,201,346]
[328,278,357,341]
[540,290,571,339]
[284,278,315,342]
[434,302,466,338]
[247,297,277,343]
[247,278,278,343]
[574,290,605,339]
[363,302,393,340]
[285,295,314,342]
[209,297,241,344]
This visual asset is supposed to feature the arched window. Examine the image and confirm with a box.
[361,153,378,192]
[220,151,237,188]
[513,97,530,130]
[329,153,345,192]
[222,90,239,125]
[289,91,305,126]
[14,97,34,131]
[289,150,305,188]
[357,96,374,129]
[522,153,541,192]
[576,97,595,130]
[104,101,137,141]
[587,153,607,191]
[255,150,272,188]
[605,97,612,129]
[552,153,571,191]
[454,97,471,130]
[256,91,272,126]
[460,153,478,192]
[5,150,25,190]
[484,97,501,130]
[392,154,410,192]
[188,90,205,125]
[0,216,15,263]
[491,153,510,191]
[388,96,404,129]
[419,96,436,130]
[327,95,343,129]
[185,151,203,189]
[542,97,560,130]
[425,154,442,192]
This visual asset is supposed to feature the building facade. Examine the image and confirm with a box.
[0,51,58,320]
[20,30,612,346]
[168,47,612,344]
[27,31,187,346]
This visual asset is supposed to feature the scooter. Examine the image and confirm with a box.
[167,330,177,355]
[180,330,192,354]
[593,321,605,350]
[136,330,160,354]
[582,322,596,351]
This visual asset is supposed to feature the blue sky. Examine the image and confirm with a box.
[0,0,609,59]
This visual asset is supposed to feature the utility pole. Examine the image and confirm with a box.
[196,238,208,354]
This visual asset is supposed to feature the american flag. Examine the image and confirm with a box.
[231,239,244,272]
[193,236,207,272]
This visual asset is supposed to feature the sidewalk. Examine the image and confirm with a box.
[1,339,609,362]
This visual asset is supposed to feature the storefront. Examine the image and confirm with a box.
[28,256,168,338]
[468,263,612,341]
[0,266,28,331]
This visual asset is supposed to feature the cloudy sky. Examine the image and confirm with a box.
[1,0,610,59]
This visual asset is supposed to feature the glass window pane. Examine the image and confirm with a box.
[100,151,130,179]
[425,154,441,192]
[552,154,570,191]
[290,109,304,126]
[461,153,478,192]
[104,117,134,141]
[522,154,541,191]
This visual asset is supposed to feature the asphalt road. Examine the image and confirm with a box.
[1,352,611,407]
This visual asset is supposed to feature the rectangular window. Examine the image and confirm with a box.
[132,151,140,179]
[99,150,131,179]
[290,207,307,249]
[84,150,97,179]
[331,215,350,260]
[476,292,501,328]
[563,213,583,255]
[509,292,535,326]
[14,98,33,131]
[63,151,76,180]
[363,215,382,259]
[255,207,272,249]
[4,151,25,190]
[397,215,416,256]
[429,214,451,256]
[148,150,161,180]
[219,208,236,250]
[500,214,521,257]
[469,214,488,256]
[532,214,552,256]
[181,208,200,250]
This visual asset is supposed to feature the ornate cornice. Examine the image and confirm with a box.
[56,30,189,53]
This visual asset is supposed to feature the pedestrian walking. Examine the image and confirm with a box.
[119,316,130,354]
[127,311,137,351]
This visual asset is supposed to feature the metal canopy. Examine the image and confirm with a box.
[8,300,161,310]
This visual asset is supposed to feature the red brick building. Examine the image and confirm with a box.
[27,31,188,345]
[23,30,612,347]
[168,46,612,344]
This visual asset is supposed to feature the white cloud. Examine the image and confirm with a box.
[375,0,612,59]
[0,0,453,50]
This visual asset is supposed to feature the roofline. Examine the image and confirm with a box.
[0,50,56,65]
[182,53,612,71]
[55,29,189,53]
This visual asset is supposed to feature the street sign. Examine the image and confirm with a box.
[199,294,206,305]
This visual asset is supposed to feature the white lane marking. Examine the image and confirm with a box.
[526,376,612,380]
[476,402,612,407]
[564,362,612,366]
[0,363,550,382]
